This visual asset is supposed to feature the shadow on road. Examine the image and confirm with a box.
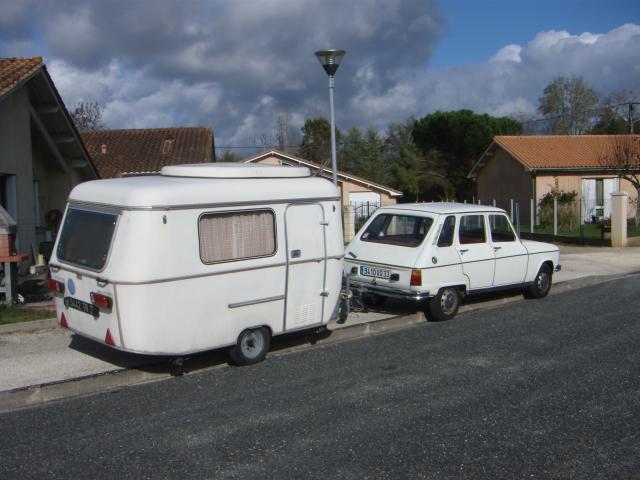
[67,327,335,377]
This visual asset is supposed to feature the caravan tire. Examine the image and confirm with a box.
[229,327,271,366]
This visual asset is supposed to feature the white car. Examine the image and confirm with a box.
[344,203,561,321]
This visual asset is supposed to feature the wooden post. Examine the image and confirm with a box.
[530,199,534,233]
[343,205,355,243]
[553,197,558,236]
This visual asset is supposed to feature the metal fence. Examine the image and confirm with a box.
[352,202,380,232]
[486,197,639,240]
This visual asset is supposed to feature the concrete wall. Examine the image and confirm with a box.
[339,180,396,206]
[0,89,35,256]
[476,148,533,223]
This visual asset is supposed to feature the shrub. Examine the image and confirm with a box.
[538,188,579,230]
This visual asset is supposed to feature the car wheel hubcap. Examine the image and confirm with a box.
[441,290,456,315]
[537,272,549,291]
[241,331,263,358]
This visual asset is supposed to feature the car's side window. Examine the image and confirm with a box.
[458,214,486,244]
[437,215,456,247]
[489,214,516,242]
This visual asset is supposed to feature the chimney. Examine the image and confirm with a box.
[101,144,108,155]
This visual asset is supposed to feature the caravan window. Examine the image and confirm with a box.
[57,208,118,271]
[199,210,276,263]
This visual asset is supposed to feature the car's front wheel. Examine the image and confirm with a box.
[524,264,553,299]
[426,287,460,321]
[229,327,271,366]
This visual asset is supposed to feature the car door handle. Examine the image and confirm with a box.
[493,246,502,251]
[291,249,301,258]
[457,248,469,254]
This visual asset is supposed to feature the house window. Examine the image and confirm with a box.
[459,215,486,244]
[199,210,276,263]
[162,139,174,155]
[595,179,604,207]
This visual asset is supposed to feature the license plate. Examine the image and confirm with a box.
[360,265,391,279]
[64,297,100,317]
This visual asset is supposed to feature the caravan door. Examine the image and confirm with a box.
[284,204,327,330]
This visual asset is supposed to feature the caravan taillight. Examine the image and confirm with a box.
[59,312,68,328]
[410,269,422,287]
[90,292,112,309]
[48,279,65,295]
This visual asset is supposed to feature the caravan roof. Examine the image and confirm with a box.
[69,163,339,209]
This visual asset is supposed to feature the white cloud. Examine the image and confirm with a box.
[4,1,638,151]
[491,44,522,63]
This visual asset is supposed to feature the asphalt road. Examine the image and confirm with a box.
[1,276,639,479]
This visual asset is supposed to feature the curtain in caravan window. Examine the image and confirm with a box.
[581,179,596,223]
[199,210,276,263]
[603,178,619,218]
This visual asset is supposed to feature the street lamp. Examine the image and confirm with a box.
[315,49,346,185]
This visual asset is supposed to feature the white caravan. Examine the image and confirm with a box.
[48,163,344,365]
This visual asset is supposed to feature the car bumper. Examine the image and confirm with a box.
[349,280,430,301]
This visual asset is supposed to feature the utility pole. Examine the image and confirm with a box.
[629,102,640,134]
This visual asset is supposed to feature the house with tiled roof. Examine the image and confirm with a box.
[243,149,402,241]
[243,149,402,206]
[468,135,640,224]
[0,57,97,267]
[81,127,214,178]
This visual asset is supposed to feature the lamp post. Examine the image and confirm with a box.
[314,49,346,186]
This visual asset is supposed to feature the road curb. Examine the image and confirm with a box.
[1,272,638,413]
[0,318,57,335]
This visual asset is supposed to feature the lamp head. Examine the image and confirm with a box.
[314,49,346,76]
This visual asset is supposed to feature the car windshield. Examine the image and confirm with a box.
[56,208,118,271]
[360,213,433,247]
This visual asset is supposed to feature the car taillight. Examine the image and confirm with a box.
[90,292,112,309]
[59,312,68,328]
[410,269,422,286]
[48,279,65,294]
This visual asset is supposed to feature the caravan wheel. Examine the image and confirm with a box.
[229,327,271,366]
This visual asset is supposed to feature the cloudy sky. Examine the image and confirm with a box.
[1,0,639,154]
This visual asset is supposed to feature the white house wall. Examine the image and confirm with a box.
[0,88,36,255]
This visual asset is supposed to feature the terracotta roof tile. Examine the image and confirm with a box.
[494,135,640,169]
[81,127,214,178]
[0,57,44,98]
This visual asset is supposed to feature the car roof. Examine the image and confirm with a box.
[377,202,506,215]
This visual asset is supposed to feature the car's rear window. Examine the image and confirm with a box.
[56,208,118,271]
[360,214,433,247]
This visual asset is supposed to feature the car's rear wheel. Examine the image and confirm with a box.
[524,264,552,299]
[426,287,460,321]
[229,327,271,366]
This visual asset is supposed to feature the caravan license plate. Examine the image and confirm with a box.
[360,265,391,279]
[64,297,99,317]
